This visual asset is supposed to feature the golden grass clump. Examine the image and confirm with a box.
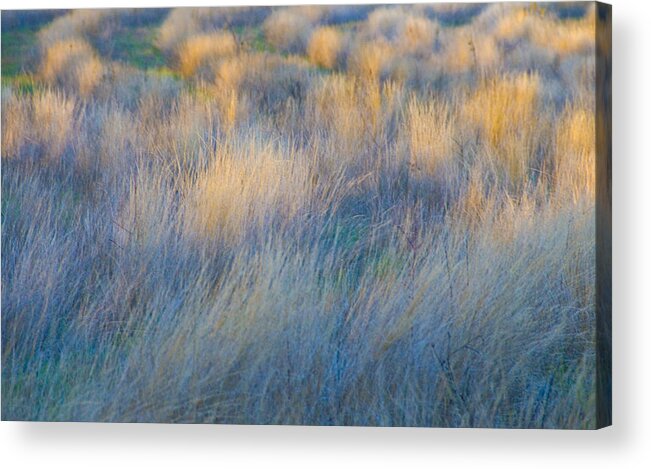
[1,89,29,160]
[213,89,239,134]
[464,73,540,147]
[213,55,246,92]
[76,57,103,97]
[307,75,367,148]
[307,26,344,69]
[495,6,594,57]
[31,90,76,161]
[185,141,310,244]
[554,106,595,201]
[41,39,103,97]
[306,74,402,155]
[404,96,456,176]
[463,73,540,182]
[347,42,394,81]
[494,7,531,42]
[2,90,76,162]
[176,31,237,78]
[531,15,595,57]
[212,54,256,129]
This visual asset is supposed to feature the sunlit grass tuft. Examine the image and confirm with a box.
[176,31,237,78]
[41,39,103,97]
[307,26,344,69]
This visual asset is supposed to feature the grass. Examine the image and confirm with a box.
[0,73,38,94]
[307,27,344,69]
[110,25,167,70]
[175,31,237,79]
[2,4,601,428]
[1,24,39,78]
[239,25,275,54]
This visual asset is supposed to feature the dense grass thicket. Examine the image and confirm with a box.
[2,3,599,427]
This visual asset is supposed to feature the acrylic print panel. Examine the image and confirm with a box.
[0,2,611,428]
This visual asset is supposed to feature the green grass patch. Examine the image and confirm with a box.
[146,66,180,80]
[1,73,39,95]
[110,26,166,70]
[1,25,39,78]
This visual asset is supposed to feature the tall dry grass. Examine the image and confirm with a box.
[2,89,76,162]
[307,27,345,69]
[37,9,116,46]
[41,39,103,97]
[2,4,600,428]
[185,140,312,244]
[175,32,237,79]
[554,105,596,201]
[462,73,544,185]
[263,9,314,54]
[156,7,270,56]
[494,4,595,57]
[404,96,456,177]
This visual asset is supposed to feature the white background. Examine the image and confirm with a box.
[0,0,649,467]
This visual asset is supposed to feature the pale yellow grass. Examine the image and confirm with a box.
[494,7,531,42]
[307,74,403,155]
[307,75,367,151]
[2,5,601,427]
[463,73,540,183]
[41,39,103,97]
[495,6,594,57]
[555,105,596,201]
[176,32,237,78]
[185,141,310,244]
[1,89,28,159]
[307,27,343,69]
[531,16,595,57]
[348,41,394,81]
[1,89,75,162]
[404,96,456,176]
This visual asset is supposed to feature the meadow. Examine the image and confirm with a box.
[2,3,600,427]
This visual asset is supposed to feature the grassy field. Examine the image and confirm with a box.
[2,4,599,427]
